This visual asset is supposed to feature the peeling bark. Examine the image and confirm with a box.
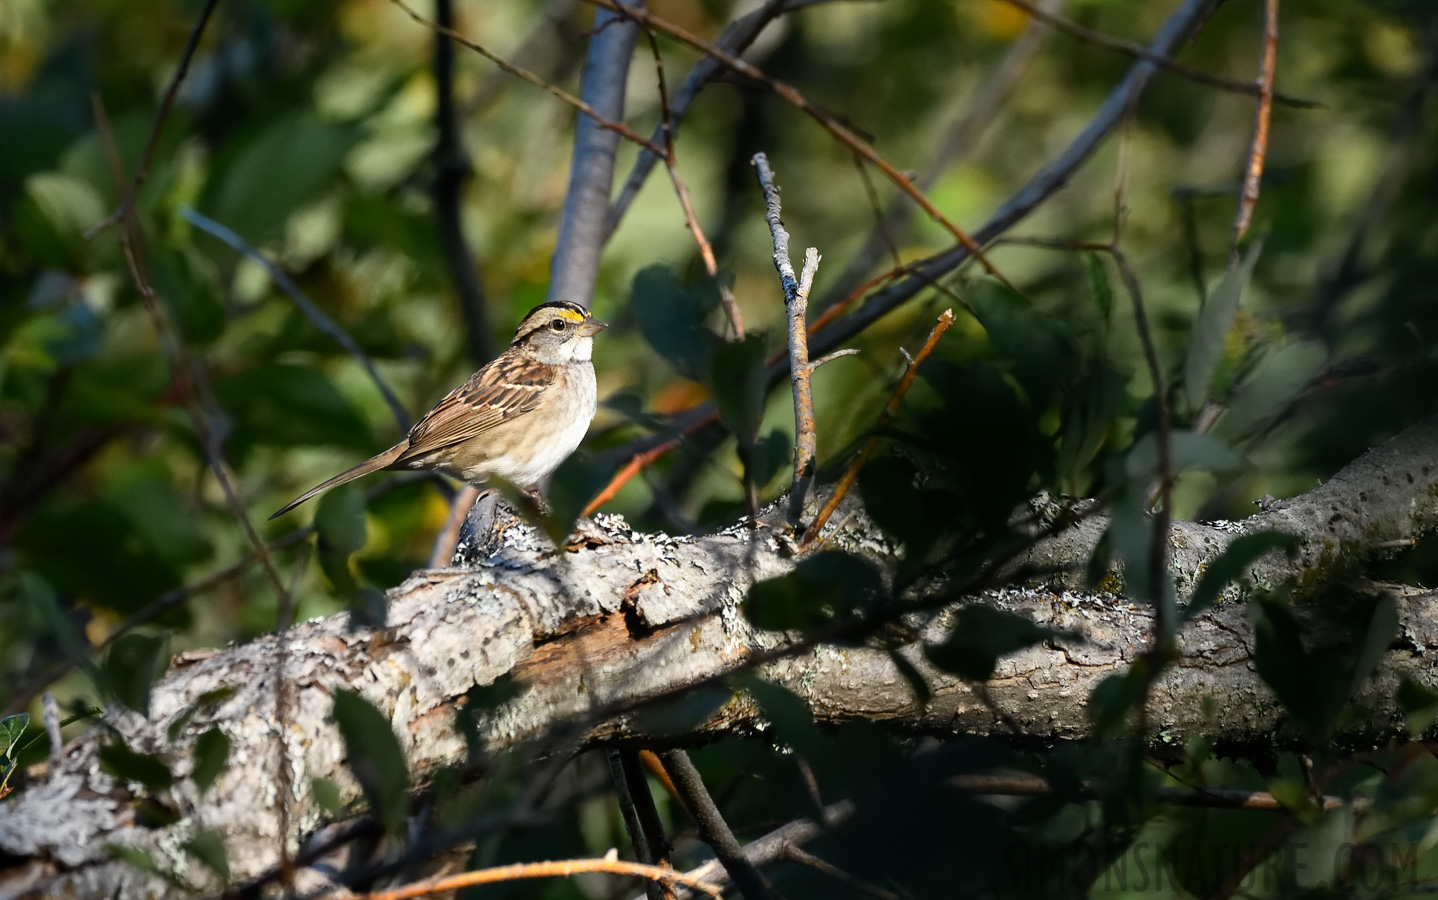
[2,419,1437,898]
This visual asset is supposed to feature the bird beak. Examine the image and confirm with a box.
[579,319,608,337]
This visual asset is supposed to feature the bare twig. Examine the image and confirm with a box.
[586,0,1221,516]
[181,207,412,434]
[753,153,821,526]
[781,847,902,900]
[1108,247,1174,737]
[812,0,1220,358]
[608,0,787,233]
[643,32,744,338]
[86,0,221,241]
[802,310,954,547]
[586,0,1012,289]
[91,103,286,603]
[658,750,774,900]
[996,0,1314,109]
[809,347,860,369]
[633,801,856,900]
[611,750,675,900]
[387,0,664,160]
[821,0,1062,313]
[547,0,644,310]
[1230,0,1279,267]
[432,0,496,365]
[946,773,1349,812]
[341,855,722,900]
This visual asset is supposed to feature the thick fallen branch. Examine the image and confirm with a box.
[2,419,1437,897]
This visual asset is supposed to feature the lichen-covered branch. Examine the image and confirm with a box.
[3,418,1437,897]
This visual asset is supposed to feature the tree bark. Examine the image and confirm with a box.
[2,419,1437,898]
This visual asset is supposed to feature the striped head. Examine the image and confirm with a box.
[510,300,607,364]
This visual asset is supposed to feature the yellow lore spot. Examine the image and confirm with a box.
[556,308,585,322]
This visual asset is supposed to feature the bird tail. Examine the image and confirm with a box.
[269,441,409,520]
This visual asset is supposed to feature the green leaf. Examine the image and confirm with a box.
[192,728,230,796]
[1350,593,1398,696]
[1084,252,1114,323]
[1397,678,1438,737]
[1213,340,1326,443]
[167,687,240,742]
[99,741,175,790]
[749,428,791,489]
[104,633,170,717]
[1056,362,1129,487]
[1088,668,1147,738]
[924,605,1062,681]
[202,114,356,245]
[710,333,770,444]
[629,265,718,381]
[744,551,886,633]
[1182,241,1262,412]
[180,829,230,884]
[543,452,614,546]
[1182,531,1299,623]
[312,777,344,815]
[0,714,28,759]
[105,844,190,888]
[16,571,103,685]
[214,363,373,457]
[331,690,409,836]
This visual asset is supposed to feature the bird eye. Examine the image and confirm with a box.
[550,319,567,332]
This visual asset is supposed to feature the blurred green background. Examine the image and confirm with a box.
[1,0,1435,738]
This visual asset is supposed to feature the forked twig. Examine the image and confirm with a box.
[802,309,955,547]
[1230,0,1279,267]
[586,0,1013,289]
[752,153,822,526]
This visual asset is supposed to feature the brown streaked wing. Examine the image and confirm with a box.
[397,355,553,461]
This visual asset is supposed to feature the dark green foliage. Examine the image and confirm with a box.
[331,689,409,837]
[744,550,886,633]
[925,605,1066,681]
[103,633,168,716]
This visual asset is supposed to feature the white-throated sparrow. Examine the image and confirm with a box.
[271,300,606,519]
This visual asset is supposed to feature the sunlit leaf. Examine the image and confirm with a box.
[1182,242,1262,413]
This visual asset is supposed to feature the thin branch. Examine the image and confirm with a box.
[1108,247,1175,738]
[810,0,1221,359]
[781,847,902,900]
[609,0,787,234]
[91,100,287,605]
[546,0,644,310]
[821,0,1062,314]
[658,750,775,900]
[387,0,664,159]
[342,855,722,900]
[612,749,675,900]
[636,801,855,900]
[181,207,412,434]
[86,0,222,240]
[946,773,1349,812]
[996,0,1315,109]
[643,32,744,338]
[585,0,1221,515]
[609,750,664,900]
[432,0,496,365]
[584,0,1013,289]
[1230,0,1279,267]
[802,310,954,547]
